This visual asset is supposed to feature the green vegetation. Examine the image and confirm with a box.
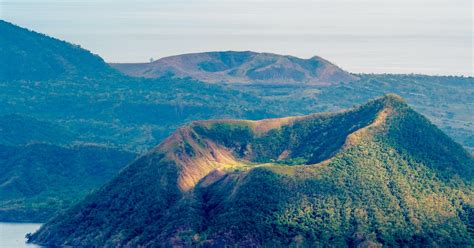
[193,99,382,165]
[228,74,474,152]
[0,114,74,146]
[1,21,472,153]
[0,75,270,152]
[0,143,136,222]
[28,96,474,247]
[0,112,137,222]
[1,21,472,226]
[0,20,273,222]
[0,20,114,81]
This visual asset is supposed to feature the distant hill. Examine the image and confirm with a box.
[110,51,358,85]
[29,95,474,247]
[1,22,472,152]
[0,20,115,81]
[0,143,136,222]
[0,22,276,152]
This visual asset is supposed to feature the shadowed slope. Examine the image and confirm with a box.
[28,95,473,247]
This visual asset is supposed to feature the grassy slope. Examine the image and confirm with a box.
[28,95,474,247]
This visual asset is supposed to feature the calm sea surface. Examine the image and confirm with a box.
[0,223,42,248]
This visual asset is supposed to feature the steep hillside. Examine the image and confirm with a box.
[110,51,358,85]
[28,95,474,247]
[0,20,114,81]
[0,143,136,222]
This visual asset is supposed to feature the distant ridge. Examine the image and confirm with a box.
[29,95,474,247]
[110,51,358,85]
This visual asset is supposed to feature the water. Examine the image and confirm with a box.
[0,223,42,248]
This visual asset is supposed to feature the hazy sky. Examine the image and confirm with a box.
[2,0,473,75]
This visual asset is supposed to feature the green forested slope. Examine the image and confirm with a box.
[1,21,472,226]
[28,95,474,247]
[0,143,136,222]
[0,114,74,146]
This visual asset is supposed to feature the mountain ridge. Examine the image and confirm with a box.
[110,51,358,85]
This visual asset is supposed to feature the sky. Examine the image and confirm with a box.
[1,0,473,75]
